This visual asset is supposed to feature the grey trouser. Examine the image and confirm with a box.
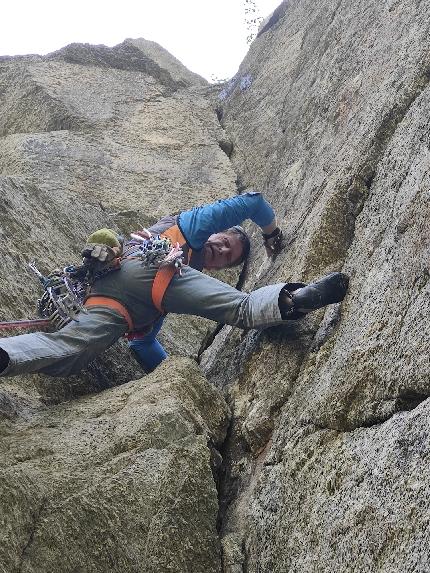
[0,307,128,377]
[0,265,287,378]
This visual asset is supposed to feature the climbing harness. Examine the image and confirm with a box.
[122,232,184,315]
[0,233,184,333]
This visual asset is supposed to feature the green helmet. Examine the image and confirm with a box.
[86,228,120,248]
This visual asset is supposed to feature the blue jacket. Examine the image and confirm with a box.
[178,191,274,251]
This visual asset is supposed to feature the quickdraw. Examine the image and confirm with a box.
[29,262,88,330]
[123,232,184,273]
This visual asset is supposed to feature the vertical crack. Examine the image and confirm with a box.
[305,65,430,277]
[18,498,47,572]
[358,67,430,186]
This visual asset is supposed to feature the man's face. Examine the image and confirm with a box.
[203,232,244,270]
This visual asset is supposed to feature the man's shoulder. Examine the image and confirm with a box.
[148,215,178,235]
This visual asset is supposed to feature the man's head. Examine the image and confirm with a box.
[203,226,250,270]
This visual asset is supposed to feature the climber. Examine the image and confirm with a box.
[0,190,350,379]
[125,191,284,372]
[0,255,349,378]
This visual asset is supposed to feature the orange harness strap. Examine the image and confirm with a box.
[161,225,185,244]
[84,296,134,332]
[160,225,192,262]
[84,271,176,327]
[151,266,177,314]
[150,224,187,313]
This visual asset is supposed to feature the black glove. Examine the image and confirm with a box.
[262,227,284,256]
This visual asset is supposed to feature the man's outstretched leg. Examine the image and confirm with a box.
[279,272,349,319]
[0,307,128,378]
[162,266,349,330]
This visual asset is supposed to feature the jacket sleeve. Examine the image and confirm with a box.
[177,192,275,249]
[162,266,286,330]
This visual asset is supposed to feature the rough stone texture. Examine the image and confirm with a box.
[211,0,430,570]
[0,41,239,572]
[0,358,230,573]
[2,1,430,569]
[125,38,208,87]
[245,404,430,572]
[0,51,233,216]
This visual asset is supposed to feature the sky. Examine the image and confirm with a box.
[2,0,281,82]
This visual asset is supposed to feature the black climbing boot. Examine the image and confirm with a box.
[291,272,349,312]
[0,348,10,374]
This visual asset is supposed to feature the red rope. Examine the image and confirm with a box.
[0,319,52,331]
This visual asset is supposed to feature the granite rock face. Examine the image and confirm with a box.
[0,41,235,572]
[209,0,430,570]
[1,0,430,570]
[0,358,230,573]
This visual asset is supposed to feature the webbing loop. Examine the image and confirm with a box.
[84,296,134,332]
[151,266,177,313]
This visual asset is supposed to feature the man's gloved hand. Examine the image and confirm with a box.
[81,228,123,263]
[81,243,121,263]
[262,227,284,257]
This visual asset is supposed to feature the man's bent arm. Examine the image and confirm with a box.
[178,192,276,249]
[163,266,286,330]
